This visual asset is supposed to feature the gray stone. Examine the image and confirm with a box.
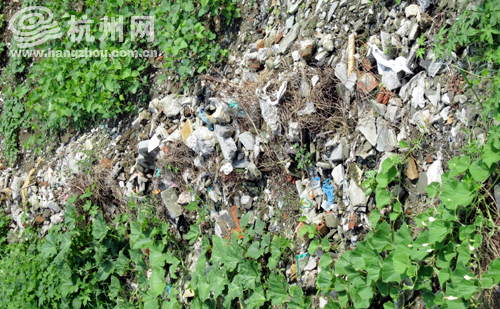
[215,125,237,161]
[335,62,348,84]
[408,22,420,41]
[424,83,440,106]
[405,4,421,17]
[286,16,295,29]
[327,2,339,22]
[186,127,216,156]
[325,212,340,228]
[381,31,401,59]
[427,160,443,185]
[216,125,234,138]
[314,50,329,65]
[348,179,366,207]
[161,188,183,218]
[279,24,300,54]
[376,119,397,152]
[420,59,445,77]
[381,70,401,91]
[345,73,357,92]
[289,0,303,14]
[416,172,428,195]
[241,195,253,209]
[357,111,378,146]
[45,201,62,213]
[160,94,183,118]
[10,176,24,198]
[233,157,251,169]
[51,214,63,225]
[43,209,52,220]
[322,34,334,52]
[239,132,255,151]
[329,139,348,162]
[494,185,500,213]
[177,191,193,205]
[257,48,269,63]
[211,105,231,124]
[331,164,345,186]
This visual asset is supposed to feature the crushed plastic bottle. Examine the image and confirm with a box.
[198,107,213,131]
[228,99,246,118]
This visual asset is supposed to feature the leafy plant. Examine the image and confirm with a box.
[416,34,426,59]
[294,144,313,172]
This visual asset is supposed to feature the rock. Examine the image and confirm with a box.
[215,125,237,161]
[406,157,419,180]
[288,121,301,142]
[160,94,183,118]
[181,120,193,144]
[239,132,255,151]
[211,105,231,124]
[303,258,317,271]
[279,24,300,54]
[297,102,316,115]
[148,134,160,153]
[494,185,500,213]
[45,201,62,213]
[186,127,216,156]
[358,111,378,146]
[50,214,63,225]
[327,2,339,22]
[325,212,340,228]
[286,16,295,29]
[405,4,421,17]
[376,119,397,152]
[408,22,420,41]
[241,195,253,209]
[257,47,269,63]
[329,139,348,162]
[358,73,378,93]
[300,40,315,62]
[10,176,24,199]
[348,179,366,207]
[381,31,401,59]
[161,188,183,218]
[420,59,445,77]
[331,164,345,186]
[216,125,234,138]
[427,160,443,185]
[381,71,401,91]
[177,191,193,205]
[322,34,334,52]
[43,209,51,220]
[416,172,428,195]
[288,0,303,13]
[345,73,357,92]
[334,62,348,84]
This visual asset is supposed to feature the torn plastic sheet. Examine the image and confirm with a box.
[368,43,413,75]
[322,178,334,207]
[256,81,287,135]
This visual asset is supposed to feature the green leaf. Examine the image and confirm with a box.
[321,236,331,251]
[382,253,407,283]
[426,182,441,198]
[317,269,334,293]
[181,1,195,12]
[267,273,289,305]
[370,221,393,251]
[469,160,494,182]
[245,241,264,259]
[97,260,115,281]
[399,140,409,148]
[319,253,333,269]
[115,250,130,276]
[186,224,201,244]
[223,280,243,308]
[150,268,166,297]
[211,235,226,265]
[92,214,108,241]
[237,259,261,289]
[64,203,76,229]
[207,269,229,299]
[149,243,167,268]
[375,188,391,208]
[225,235,242,271]
[109,275,122,297]
[288,285,311,309]
[309,239,320,255]
[40,234,58,258]
[245,283,266,309]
